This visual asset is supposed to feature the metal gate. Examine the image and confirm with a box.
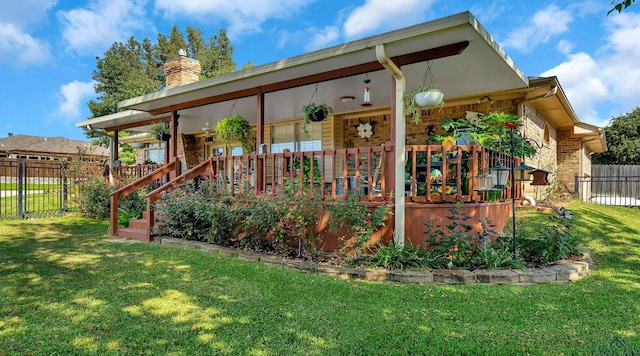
[0,159,78,219]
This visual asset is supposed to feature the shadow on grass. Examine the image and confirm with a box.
[1,207,639,354]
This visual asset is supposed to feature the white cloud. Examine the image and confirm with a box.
[343,0,434,38]
[542,52,609,126]
[306,26,339,52]
[58,81,96,119]
[556,40,574,55]
[541,12,640,127]
[0,23,50,66]
[0,0,56,66]
[503,5,573,52]
[58,0,149,55]
[153,0,308,38]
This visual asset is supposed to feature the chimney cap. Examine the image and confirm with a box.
[178,49,187,57]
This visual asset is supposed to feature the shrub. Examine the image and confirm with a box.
[239,193,287,250]
[325,192,393,254]
[273,192,322,258]
[424,202,498,268]
[155,182,218,241]
[76,176,112,219]
[505,207,578,265]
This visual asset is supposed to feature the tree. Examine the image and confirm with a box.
[608,0,635,14]
[85,26,237,141]
[592,108,640,164]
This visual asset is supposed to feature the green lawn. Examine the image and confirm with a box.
[0,193,73,217]
[0,202,639,354]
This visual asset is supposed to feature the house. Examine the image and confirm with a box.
[77,11,606,243]
[0,133,109,161]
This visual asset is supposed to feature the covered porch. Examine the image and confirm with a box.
[77,12,529,244]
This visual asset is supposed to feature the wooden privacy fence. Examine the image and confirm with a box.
[575,165,640,206]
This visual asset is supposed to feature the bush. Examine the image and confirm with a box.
[155,182,218,241]
[325,192,393,254]
[77,177,112,219]
[423,202,498,268]
[506,207,578,265]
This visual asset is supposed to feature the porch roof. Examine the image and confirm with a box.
[101,12,528,129]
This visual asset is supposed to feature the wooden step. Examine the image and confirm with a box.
[117,227,152,242]
[128,218,149,230]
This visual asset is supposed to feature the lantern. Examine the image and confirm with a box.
[474,173,495,191]
[490,163,510,188]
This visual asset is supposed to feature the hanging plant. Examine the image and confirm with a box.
[404,61,445,124]
[150,122,171,141]
[215,114,253,153]
[302,85,332,138]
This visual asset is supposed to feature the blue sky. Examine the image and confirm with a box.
[1,0,639,142]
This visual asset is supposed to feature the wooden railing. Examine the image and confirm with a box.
[126,143,520,234]
[110,164,162,180]
[109,160,179,236]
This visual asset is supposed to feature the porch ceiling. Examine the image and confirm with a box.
[103,12,528,134]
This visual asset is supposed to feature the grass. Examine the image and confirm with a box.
[0,182,61,191]
[0,202,639,354]
[0,193,77,218]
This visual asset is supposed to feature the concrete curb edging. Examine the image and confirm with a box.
[154,237,591,285]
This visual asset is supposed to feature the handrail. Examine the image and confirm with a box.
[145,157,215,231]
[109,160,179,236]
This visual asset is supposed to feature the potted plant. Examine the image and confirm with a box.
[404,85,445,124]
[150,123,171,141]
[214,114,253,153]
[301,102,332,138]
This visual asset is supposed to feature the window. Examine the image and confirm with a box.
[144,142,164,164]
[271,122,321,153]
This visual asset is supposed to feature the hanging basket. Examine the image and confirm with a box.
[414,90,444,108]
[304,104,329,122]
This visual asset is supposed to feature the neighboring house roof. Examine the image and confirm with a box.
[0,134,109,158]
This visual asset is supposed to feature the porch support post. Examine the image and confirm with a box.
[256,89,265,192]
[170,110,180,176]
[376,44,405,248]
[111,130,119,184]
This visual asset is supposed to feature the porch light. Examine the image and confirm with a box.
[530,169,551,186]
[490,163,510,188]
[473,173,495,191]
[513,161,536,181]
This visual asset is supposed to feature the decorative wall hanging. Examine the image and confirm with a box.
[357,122,373,139]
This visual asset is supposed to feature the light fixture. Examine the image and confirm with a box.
[202,122,212,136]
[474,173,495,192]
[477,95,494,104]
[340,96,355,103]
[490,163,510,188]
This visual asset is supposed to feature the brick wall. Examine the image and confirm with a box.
[164,56,201,89]
[521,103,558,197]
[557,129,582,193]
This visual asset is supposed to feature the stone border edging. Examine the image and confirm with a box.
[155,237,590,285]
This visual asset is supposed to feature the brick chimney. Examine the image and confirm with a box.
[163,49,201,89]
